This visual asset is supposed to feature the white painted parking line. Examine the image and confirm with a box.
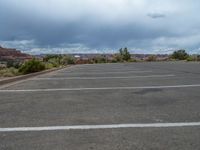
[1,122,200,132]
[1,84,200,92]
[61,69,142,73]
[56,70,153,75]
[34,74,175,80]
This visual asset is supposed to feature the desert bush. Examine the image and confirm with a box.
[19,59,45,74]
[113,54,123,62]
[146,55,157,61]
[171,50,189,60]
[92,56,107,63]
[61,56,75,65]
[0,68,20,77]
[186,55,197,61]
[44,62,55,69]
[47,58,60,67]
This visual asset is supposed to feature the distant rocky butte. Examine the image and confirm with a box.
[0,46,32,60]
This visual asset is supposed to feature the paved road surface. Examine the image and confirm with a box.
[0,62,200,150]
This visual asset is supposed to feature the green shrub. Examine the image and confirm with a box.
[44,62,55,69]
[43,54,62,62]
[61,56,75,65]
[186,56,196,61]
[171,50,189,60]
[92,56,107,64]
[43,55,75,66]
[47,58,60,67]
[19,59,45,74]
[186,57,193,61]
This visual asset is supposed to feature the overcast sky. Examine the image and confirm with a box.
[0,0,200,54]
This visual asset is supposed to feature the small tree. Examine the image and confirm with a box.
[123,47,131,61]
[119,47,131,61]
[171,50,189,60]
[119,48,123,56]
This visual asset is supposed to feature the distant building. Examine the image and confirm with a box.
[74,55,81,59]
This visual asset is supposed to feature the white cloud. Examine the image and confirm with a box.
[0,40,115,54]
[0,40,36,51]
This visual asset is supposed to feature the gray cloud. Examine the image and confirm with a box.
[0,0,200,54]
[147,13,166,19]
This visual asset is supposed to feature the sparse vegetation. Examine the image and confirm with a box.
[6,60,21,68]
[0,54,77,77]
[91,55,108,64]
[113,53,123,62]
[186,55,200,62]
[0,67,20,77]
[1,47,200,78]
[171,50,189,60]
[170,50,200,62]
[61,55,75,65]
[119,47,131,61]
[110,47,132,62]
[146,55,157,62]
[186,55,196,61]
[19,59,45,74]
[43,54,75,67]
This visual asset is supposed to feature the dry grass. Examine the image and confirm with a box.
[0,68,21,77]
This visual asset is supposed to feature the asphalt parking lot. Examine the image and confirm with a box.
[0,62,200,150]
